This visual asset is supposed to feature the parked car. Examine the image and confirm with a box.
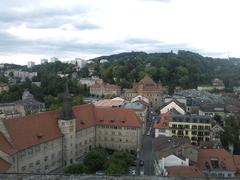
[139,160,144,166]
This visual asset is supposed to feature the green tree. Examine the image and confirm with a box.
[0,75,8,83]
[72,96,84,106]
[104,151,133,175]
[44,95,62,111]
[64,164,86,174]
[83,148,108,173]
[221,116,240,154]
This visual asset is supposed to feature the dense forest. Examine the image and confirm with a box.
[80,50,240,93]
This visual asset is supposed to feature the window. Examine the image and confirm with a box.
[192,125,197,130]
[36,160,40,165]
[29,163,33,168]
[21,166,26,172]
[44,156,48,162]
[35,145,40,153]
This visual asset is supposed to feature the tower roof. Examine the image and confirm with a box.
[59,81,74,120]
[139,74,156,85]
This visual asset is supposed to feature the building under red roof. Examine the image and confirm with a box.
[166,166,204,177]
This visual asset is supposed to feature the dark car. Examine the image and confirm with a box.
[139,160,144,166]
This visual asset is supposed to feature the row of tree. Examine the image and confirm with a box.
[64,148,134,175]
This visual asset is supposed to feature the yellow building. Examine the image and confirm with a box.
[169,114,211,145]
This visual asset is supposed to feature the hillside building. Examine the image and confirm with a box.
[124,74,163,108]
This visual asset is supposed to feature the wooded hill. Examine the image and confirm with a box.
[82,50,240,93]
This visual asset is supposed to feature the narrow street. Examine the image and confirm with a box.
[137,108,159,176]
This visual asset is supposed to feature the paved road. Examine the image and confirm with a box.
[137,108,159,176]
[140,136,154,175]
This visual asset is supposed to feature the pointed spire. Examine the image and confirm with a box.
[60,80,74,120]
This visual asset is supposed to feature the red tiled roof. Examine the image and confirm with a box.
[0,158,11,173]
[139,74,156,85]
[134,74,162,92]
[3,111,63,152]
[233,155,240,171]
[0,104,142,154]
[73,104,96,130]
[94,107,142,128]
[166,166,204,177]
[154,112,171,129]
[90,82,120,90]
[0,132,16,155]
[197,148,237,172]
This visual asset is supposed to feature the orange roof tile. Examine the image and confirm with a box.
[73,104,96,130]
[0,158,11,173]
[94,107,142,128]
[0,103,142,154]
[90,82,120,90]
[3,111,63,152]
[233,155,240,171]
[154,112,171,129]
[134,74,162,92]
[166,166,204,177]
[197,148,237,172]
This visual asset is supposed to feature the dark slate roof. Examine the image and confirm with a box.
[172,114,211,124]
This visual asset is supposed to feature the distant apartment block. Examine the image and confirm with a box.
[90,82,121,98]
[4,70,37,80]
[27,61,35,68]
[40,59,48,64]
[79,76,103,87]
[50,57,59,63]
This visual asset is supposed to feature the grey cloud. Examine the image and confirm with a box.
[0,1,95,30]
[0,30,118,57]
[141,0,172,3]
[124,38,163,45]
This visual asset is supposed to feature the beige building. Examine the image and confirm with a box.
[0,83,9,94]
[90,82,121,98]
[124,74,163,108]
[79,76,103,87]
[0,87,142,173]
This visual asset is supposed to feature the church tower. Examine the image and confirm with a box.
[58,82,76,166]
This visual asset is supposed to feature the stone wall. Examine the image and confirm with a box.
[0,174,239,180]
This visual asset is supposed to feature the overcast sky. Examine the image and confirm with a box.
[0,0,239,65]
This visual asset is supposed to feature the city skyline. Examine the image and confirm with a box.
[0,0,240,65]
